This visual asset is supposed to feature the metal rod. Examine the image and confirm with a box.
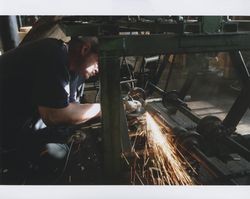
[147,55,169,96]
[148,81,165,94]
[144,56,159,63]
[177,105,201,124]
[164,55,176,91]
[229,51,250,88]
[120,79,137,84]
[222,87,250,130]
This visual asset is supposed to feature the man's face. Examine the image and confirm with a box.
[79,53,99,79]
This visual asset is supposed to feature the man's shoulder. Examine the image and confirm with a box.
[37,38,65,45]
[26,38,66,51]
[38,39,69,77]
[31,38,69,64]
[17,38,65,54]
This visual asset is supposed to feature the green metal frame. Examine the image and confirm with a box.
[98,31,250,183]
[99,33,250,56]
[60,18,250,183]
[99,52,122,183]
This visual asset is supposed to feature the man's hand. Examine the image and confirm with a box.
[38,103,101,126]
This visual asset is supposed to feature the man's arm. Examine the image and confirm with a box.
[38,103,101,126]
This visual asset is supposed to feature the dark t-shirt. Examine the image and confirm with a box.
[0,38,78,148]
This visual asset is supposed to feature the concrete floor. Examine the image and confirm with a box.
[155,57,250,135]
[188,100,250,135]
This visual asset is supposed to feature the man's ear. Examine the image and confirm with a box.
[80,43,91,56]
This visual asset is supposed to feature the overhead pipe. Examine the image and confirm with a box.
[0,16,19,52]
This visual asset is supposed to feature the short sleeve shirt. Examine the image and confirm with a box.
[0,38,77,140]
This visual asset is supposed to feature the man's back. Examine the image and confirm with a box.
[0,38,70,149]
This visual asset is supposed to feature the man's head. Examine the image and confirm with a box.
[68,36,99,79]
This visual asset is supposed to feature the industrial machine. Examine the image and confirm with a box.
[1,16,250,185]
[84,16,250,185]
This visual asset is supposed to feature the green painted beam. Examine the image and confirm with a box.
[60,21,200,37]
[99,33,250,56]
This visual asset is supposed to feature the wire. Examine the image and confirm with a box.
[54,139,74,183]
[122,56,135,89]
[62,139,74,173]
[95,82,101,103]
